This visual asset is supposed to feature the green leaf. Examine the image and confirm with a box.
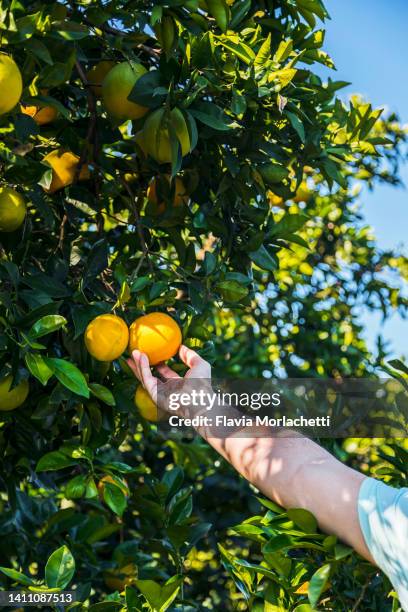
[274,39,293,62]
[249,245,278,272]
[36,451,77,472]
[103,482,127,517]
[258,162,289,184]
[168,487,193,524]
[65,474,87,499]
[216,280,249,302]
[287,508,318,533]
[44,358,89,398]
[135,575,183,612]
[45,546,75,589]
[190,102,235,131]
[256,496,283,514]
[130,276,150,293]
[89,383,116,406]
[262,534,292,553]
[255,34,271,65]
[25,353,54,385]
[388,359,408,376]
[0,567,36,586]
[128,70,166,108]
[88,604,123,612]
[308,563,331,608]
[28,315,67,339]
[207,0,229,32]
[286,111,306,143]
[230,0,251,27]
[26,38,53,64]
[218,37,255,64]
[269,214,309,237]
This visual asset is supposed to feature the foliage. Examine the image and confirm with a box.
[0,0,407,610]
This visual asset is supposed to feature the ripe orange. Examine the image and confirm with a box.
[86,60,115,97]
[134,385,165,422]
[42,150,90,194]
[143,107,191,163]
[293,182,313,203]
[128,312,182,365]
[0,187,27,232]
[102,61,148,120]
[0,54,22,115]
[84,314,129,362]
[147,176,189,213]
[103,563,137,592]
[267,190,284,207]
[97,474,129,499]
[21,104,58,125]
[0,376,29,411]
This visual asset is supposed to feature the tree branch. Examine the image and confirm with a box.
[119,177,153,273]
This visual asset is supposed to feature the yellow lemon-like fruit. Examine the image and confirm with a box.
[143,107,191,164]
[0,54,23,116]
[293,182,313,203]
[102,61,148,120]
[267,190,284,207]
[86,60,115,97]
[128,312,182,366]
[85,314,129,362]
[97,474,129,499]
[21,104,58,125]
[42,150,90,194]
[0,187,27,232]
[134,385,164,422]
[147,176,189,214]
[103,563,137,592]
[0,376,29,411]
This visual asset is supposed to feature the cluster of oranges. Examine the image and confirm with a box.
[85,311,181,421]
[0,311,180,420]
[0,54,191,233]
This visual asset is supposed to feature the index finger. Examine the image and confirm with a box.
[179,345,211,376]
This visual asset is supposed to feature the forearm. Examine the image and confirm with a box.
[194,417,373,562]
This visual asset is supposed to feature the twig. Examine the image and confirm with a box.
[74,58,98,182]
[351,574,374,612]
[119,177,153,273]
[80,16,161,60]
[56,214,68,253]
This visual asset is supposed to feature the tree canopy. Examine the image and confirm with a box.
[0,0,407,610]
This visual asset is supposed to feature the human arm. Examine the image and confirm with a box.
[127,346,374,563]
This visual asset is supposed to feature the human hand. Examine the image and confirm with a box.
[127,344,211,414]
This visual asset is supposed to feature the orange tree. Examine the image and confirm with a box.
[0,1,407,610]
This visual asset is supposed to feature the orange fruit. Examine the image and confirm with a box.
[267,190,284,207]
[84,314,129,362]
[0,376,29,411]
[0,54,22,115]
[103,563,137,592]
[102,61,148,120]
[293,182,313,203]
[128,312,182,365]
[147,176,189,213]
[42,150,90,194]
[143,107,191,164]
[21,104,58,125]
[134,385,165,422]
[86,60,115,97]
[0,187,27,232]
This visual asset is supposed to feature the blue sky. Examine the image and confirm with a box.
[318,0,407,359]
